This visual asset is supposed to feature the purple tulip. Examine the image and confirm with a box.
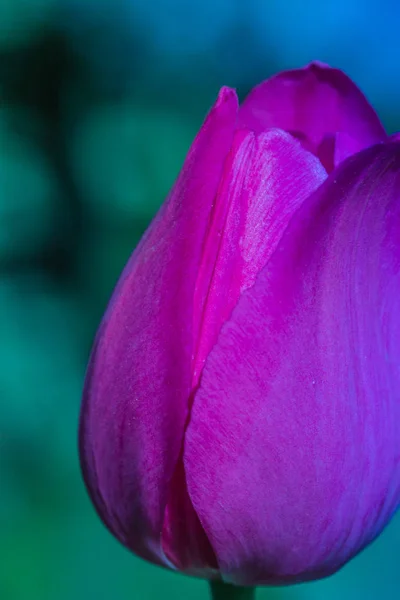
[79,62,400,586]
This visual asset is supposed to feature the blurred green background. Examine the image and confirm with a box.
[1,2,400,599]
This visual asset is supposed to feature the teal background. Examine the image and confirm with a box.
[1,2,399,599]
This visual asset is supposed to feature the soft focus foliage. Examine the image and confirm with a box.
[1,1,400,599]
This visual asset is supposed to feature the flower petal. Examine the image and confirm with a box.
[79,87,238,566]
[238,61,386,171]
[162,128,326,573]
[184,142,400,585]
[192,128,326,385]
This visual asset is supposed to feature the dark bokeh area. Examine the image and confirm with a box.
[1,2,400,599]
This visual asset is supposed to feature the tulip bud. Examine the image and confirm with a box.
[79,63,400,586]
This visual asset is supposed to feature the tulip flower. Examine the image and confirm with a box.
[79,62,400,598]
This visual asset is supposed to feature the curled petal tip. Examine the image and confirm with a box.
[217,86,237,102]
[306,60,333,70]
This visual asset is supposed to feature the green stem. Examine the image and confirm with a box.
[209,580,255,600]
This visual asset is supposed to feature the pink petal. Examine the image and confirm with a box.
[192,128,326,386]
[79,87,238,567]
[184,142,400,585]
[238,61,386,171]
[163,129,326,573]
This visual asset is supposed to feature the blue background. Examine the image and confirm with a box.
[1,1,399,599]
